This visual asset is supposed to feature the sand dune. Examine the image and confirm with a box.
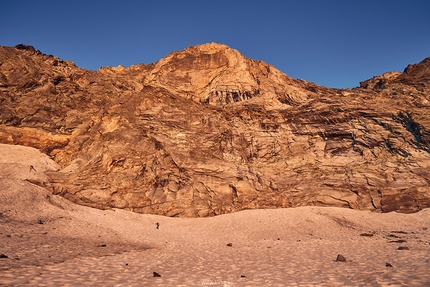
[1,144,429,286]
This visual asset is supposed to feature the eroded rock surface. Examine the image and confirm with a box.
[1,43,429,216]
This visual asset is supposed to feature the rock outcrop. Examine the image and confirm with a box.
[1,43,429,216]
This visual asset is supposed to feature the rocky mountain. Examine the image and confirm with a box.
[1,43,429,217]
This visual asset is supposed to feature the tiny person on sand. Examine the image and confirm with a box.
[156,222,159,229]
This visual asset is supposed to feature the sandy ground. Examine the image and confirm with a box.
[1,144,429,286]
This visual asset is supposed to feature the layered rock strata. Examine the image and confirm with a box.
[1,43,429,216]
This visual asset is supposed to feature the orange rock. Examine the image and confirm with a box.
[0,44,429,216]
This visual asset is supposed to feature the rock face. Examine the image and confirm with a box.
[1,43,429,217]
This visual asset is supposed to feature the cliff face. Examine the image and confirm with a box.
[1,43,429,216]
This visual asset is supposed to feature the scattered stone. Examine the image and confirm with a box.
[0,254,8,258]
[335,254,346,262]
[241,275,246,278]
[397,246,409,250]
[38,219,44,224]
[153,272,161,277]
[227,243,233,247]
[391,231,408,234]
[386,262,393,267]
[156,222,160,229]
[360,233,374,237]
[388,234,400,238]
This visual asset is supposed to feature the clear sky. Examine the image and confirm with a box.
[1,0,429,88]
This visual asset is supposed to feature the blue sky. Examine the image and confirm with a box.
[1,0,429,88]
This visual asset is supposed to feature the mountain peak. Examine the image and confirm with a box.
[144,42,308,106]
[395,57,430,87]
[184,42,231,53]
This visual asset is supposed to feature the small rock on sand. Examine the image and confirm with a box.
[335,254,346,262]
[397,246,409,250]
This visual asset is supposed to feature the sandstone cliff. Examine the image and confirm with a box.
[1,43,429,216]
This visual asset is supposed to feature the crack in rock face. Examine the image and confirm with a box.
[1,43,430,217]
